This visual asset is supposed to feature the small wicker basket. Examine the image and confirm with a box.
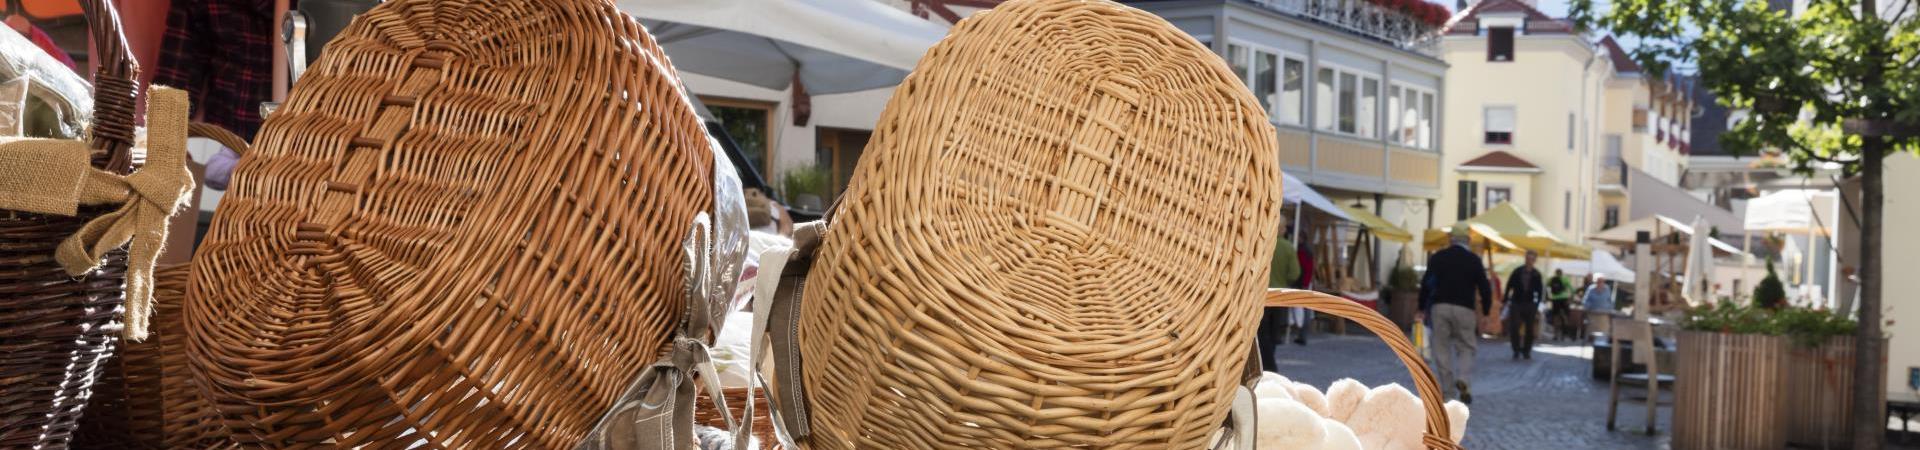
[1264,289,1463,450]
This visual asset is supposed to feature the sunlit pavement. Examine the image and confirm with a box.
[1265,333,1628,449]
[1267,332,1920,449]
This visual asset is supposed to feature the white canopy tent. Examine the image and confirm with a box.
[619,0,947,94]
[1552,249,1637,285]
[1743,189,1839,236]
[1282,171,1355,222]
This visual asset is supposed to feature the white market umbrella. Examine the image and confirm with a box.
[621,0,947,94]
[1552,249,1636,285]
[1681,216,1714,305]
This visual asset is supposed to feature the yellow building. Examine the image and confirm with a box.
[1438,0,1691,240]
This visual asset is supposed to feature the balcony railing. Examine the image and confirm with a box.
[1599,159,1629,189]
[1247,0,1444,56]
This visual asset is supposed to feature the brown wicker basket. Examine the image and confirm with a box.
[695,387,781,450]
[1264,289,1463,450]
[180,0,717,447]
[787,0,1282,447]
[0,1,142,448]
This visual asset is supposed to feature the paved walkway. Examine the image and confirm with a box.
[1267,332,1920,449]
[1266,332,1669,449]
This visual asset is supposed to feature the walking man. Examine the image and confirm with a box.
[1548,269,1574,341]
[1504,251,1545,360]
[1420,225,1493,404]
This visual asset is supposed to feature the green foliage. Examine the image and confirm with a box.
[1682,301,1858,346]
[1568,0,1920,173]
[1388,264,1419,293]
[1753,260,1788,309]
[781,166,831,199]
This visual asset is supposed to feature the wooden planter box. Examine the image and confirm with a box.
[1672,331,1789,450]
[1785,336,1888,449]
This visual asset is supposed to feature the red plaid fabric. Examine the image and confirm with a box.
[153,0,279,140]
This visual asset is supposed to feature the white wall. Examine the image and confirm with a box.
[1883,153,1920,397]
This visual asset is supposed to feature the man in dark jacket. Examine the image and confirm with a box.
[1504,251,1545,360]
[1420,225,1493,404]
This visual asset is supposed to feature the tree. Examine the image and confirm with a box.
[1569,0,1918,447]
[1752,260,1787,309]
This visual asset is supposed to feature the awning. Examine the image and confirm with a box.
[1744,189,1838,236]
[1283,171,1355,222]
[1425,203,1588,258]
[1338,204,1413,243]
[1551,249,1637,284]
[1591,214,1746,255]
[1423,222,1521,254]
[619,0,946,94]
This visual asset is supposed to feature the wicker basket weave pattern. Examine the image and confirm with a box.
[182,0,713,447]
[792,0,1282,448]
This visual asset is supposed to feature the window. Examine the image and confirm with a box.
[1420,92,1435,149]
[704,97,776,181]
[1280,58,1305,125]
[1486,186,1512,209]
[1457,180,1479,221]
[1227,43,1308,126]
[1390,84,1436,149]
[1338,72,1357,134]
[1317,67,1337,132]
[1604,205,1621,229]
[1488,27,1515,61]
[1229,44,1249,83]
[1605,134,1623,164]
[1563,191,1573,229]
[1358,78,1379,138]
[1484,106,1514,144]
[1567,113,1576,151]
[1254,52,1277,118]
[1387,85,1404,144]
[1632,108,1649,132]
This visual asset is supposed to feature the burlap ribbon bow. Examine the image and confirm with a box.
[0,87,193,341]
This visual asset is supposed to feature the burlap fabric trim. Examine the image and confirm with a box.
[0,87,195,340]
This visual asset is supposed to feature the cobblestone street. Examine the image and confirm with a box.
[1266,332,1657,449]
[1268,332,1920,449]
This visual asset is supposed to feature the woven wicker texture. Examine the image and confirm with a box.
[1263,289,1462,450]
[792,0,1281,447]
[181,0,713,447]
[0,1,140,448]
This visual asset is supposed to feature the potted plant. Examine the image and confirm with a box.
[1386,263,1420,333]
[1752,260,1787,309]
[781,166,831,213]
[1671,301,1864,450]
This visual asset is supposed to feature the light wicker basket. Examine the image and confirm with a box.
[180,0,716,447]
[786,0,1282,447]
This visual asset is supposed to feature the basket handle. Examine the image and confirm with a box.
[1264,289,1463,450]
[189,122,253,157]
[78,0,139,173]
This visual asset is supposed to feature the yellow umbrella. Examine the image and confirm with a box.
[1462,203,1590,259]
[1338,204,1413,243]
[1423,222,1521,253]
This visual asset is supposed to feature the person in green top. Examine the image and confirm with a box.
[1546,269,1574,341]
[1256,220,1301,371]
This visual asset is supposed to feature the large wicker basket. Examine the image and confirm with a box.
[787,0,1281,447]
[180,0,717,447]
[0,1,142,448]
[1264,289,1463,450]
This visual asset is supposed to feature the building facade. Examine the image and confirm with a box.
[1439,0,1691,241]
[1127,0,1450,271]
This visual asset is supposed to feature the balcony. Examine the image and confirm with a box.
[1246,0,1446,56]
[1598,158,1629,195]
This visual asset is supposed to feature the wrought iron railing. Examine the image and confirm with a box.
[1247,0,1444,55]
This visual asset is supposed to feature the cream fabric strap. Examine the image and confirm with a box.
[0,87,194,341]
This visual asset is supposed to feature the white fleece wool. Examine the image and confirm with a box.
[1324,378,1369,422]
[1251,372,1471,450]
